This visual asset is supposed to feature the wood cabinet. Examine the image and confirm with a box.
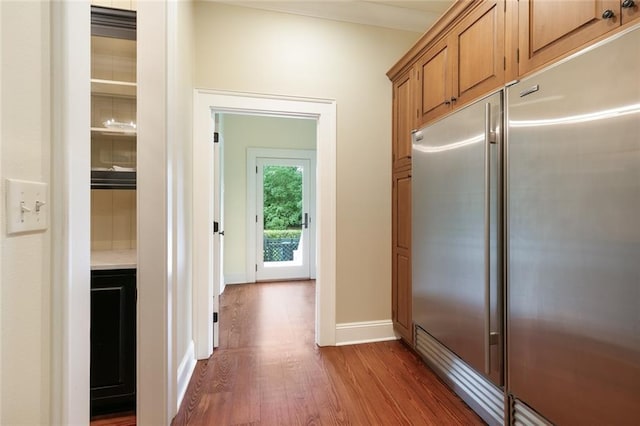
[453,0,505,106]
[392,170,412,343]
[416,0,505,127]
[416,36,451,125]
[391,71,414,341]
[622,0,640,24]
[91,269,136,415]
[388,0,640,351]
[392,70,414,171]
[392,0,505,341]
[518,0,640,75]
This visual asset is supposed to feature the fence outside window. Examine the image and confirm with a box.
[263,237,300,262]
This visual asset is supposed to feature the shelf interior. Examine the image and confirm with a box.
[91,79,136,97]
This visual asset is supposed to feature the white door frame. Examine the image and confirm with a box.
[193,89,337,358]
[247,148,317,282]
[50,2,91,424]
[52,3,178,424]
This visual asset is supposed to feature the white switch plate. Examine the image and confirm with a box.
[6,179,48,234]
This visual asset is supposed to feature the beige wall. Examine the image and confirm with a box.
[221,114,316,282]
[194,2,420,323]
[0,1,52,423]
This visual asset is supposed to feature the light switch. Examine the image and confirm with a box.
[6,179,48,234]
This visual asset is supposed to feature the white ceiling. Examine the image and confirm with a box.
[214,1,455,33]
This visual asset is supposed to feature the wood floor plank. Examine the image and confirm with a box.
[90,412,136,426]
[173,281,485,426]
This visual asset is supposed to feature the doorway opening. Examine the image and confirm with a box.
[193,90,337,360]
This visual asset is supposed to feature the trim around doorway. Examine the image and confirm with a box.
[192,89,337,357]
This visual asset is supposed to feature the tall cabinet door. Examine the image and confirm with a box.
[392,169,412,343]
[518,0,620,74]
[452,0,505,106]
[392,70,414,170]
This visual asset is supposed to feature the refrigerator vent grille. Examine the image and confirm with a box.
[415,326,504,426]
[512,398,552,426]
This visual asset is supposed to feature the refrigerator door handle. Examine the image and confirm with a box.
[484,102,492,375]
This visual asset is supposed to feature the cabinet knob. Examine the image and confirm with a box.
[444,99,451,105]
[602,9,615,18]
[621,0,635,8]
[450,97,457,103]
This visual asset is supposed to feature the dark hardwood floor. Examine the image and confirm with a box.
[90,411,136,426]
[173,281,484,425]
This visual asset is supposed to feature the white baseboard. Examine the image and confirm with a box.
[176,340,197,411]
[224,273,249,285]
[335,320,399,346]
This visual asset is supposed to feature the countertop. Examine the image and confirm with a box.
[91,249,137,270]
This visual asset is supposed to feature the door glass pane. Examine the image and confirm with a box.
[262,165,303,266]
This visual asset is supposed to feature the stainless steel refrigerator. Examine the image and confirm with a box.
[412,22,640,425]
[412,89,505,425]
[506,23,640,425]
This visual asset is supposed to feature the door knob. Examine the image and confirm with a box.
[602,9,615,18]
[622,0,635,8]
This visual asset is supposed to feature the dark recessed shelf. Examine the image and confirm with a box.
[91,170,136,190]
[91,6,136,40]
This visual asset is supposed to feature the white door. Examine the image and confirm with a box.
[256,157,311,280]
[212,113,224,348]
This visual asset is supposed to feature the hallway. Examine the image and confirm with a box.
[172,281,483,425]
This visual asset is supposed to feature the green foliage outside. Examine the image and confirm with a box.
[263,165,302,230]
[264,229,302,239]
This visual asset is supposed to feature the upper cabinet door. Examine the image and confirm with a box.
[416,1,506,127]
[621,0,640,25]
[416,36,452,127]
[518,0,620,75]
[452,0,505,106]
[392,70,414,171]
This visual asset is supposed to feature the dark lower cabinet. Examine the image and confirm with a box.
[90,269,136,416]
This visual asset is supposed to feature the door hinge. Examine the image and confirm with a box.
[213,312,218,323]
[504,56,506,70]
[214,221,219,233]
[213,132,219,143]
[256,214,258,223]
[255,264,258,272]
[256,166,258,174]
[516,48,520,63]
